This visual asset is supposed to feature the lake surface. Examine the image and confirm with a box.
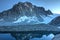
[0,34,54,40]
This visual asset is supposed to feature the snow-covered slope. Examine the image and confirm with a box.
[13,16,40,23]
[13,14,60,24]
[42,14,60,24]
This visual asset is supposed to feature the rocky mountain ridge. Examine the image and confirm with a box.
[0,2,52,22]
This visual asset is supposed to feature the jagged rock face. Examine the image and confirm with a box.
[0,2,53,22]
[49,16,60,26]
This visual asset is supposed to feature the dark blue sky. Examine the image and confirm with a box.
[0,0,60,14]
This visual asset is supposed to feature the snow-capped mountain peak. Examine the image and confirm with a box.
[0,2,53,24]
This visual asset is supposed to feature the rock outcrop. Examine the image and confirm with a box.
[49,16,60,26]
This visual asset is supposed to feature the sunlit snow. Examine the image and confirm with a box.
[13,16,39,23]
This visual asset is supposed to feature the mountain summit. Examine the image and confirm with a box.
[0,2,53,24]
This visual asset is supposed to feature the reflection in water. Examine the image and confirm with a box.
[0,34,54,40]
[0,34,16,40]
[30,34,54,40]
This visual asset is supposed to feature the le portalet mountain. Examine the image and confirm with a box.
[0,2,53,24]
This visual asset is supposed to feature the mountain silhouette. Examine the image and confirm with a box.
[49,16,60,26]
[0,2,53,24]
